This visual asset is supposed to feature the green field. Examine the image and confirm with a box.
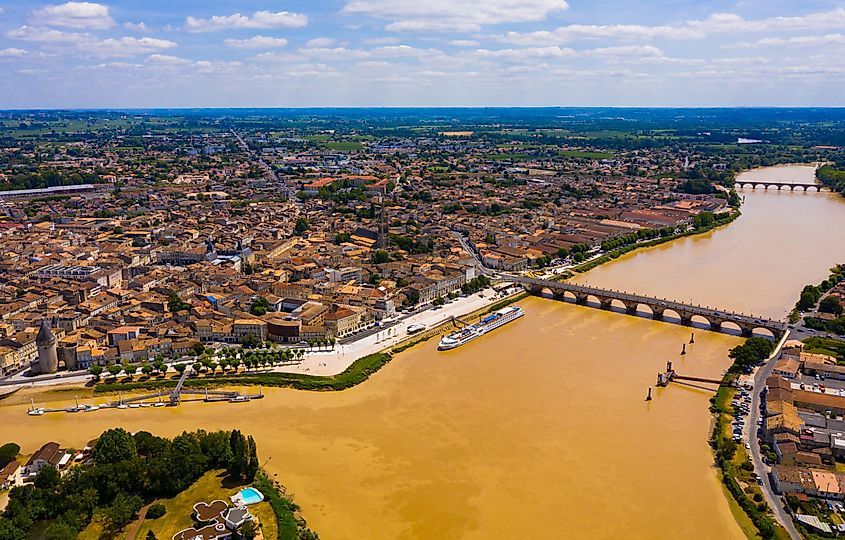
[323,141,364,151]
[558,150,613,159]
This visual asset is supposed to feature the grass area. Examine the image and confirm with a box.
[323,141,363,151]
[558,150,613,159]
[93,352,393,394]
[251,500,279,540]
[135,470,254,540]
[803,337,845,363]
[77,515,107,540]
[722,483,763,540]
[488,153,532,161]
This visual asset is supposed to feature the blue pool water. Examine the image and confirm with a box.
[238,487,264,505]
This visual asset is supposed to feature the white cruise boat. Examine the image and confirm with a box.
[439,306,524,350]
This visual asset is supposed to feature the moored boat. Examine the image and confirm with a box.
[439,306,524,350]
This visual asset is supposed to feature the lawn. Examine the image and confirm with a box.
[558,150,613,159]
[323,141,363,151]
[134,470,277,540]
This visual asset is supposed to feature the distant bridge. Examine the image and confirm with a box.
[734,180,830,192]
[507,275,787,338]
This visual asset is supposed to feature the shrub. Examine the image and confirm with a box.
[147,503,167,519]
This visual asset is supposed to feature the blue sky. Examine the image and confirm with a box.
[1,0,845,108]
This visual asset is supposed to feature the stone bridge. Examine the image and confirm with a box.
[508,275,787,338]
[734,180,829,192]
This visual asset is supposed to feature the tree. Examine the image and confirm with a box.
[820,296,843,315]
[227,430,246,479]
[237,521,258,540]
[192,362,202,374]
[245,436,259,481]
[294,217,309,235]
[34,464,60,489]
[93,428,137,465]
[174,364,186,375]
[107,492,143,528]
[191,342,205,356]
[146,503,166,519]
[0,443,20,467]
[250,296,270,316]
[122,363,135,377]
[729,337,775,372]
[89,365,103,381]
[107,364,122,380]
[146,531,159,540]
[372,250,390,264]
[141,364,153,377]
[241,333,259,348]
[43,522,76,540]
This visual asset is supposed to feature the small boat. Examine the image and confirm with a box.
[129,404,141,409]
[83,405,100,412]
[141,403,152,408]
[153,402,165,407]
[117,404,128,409]
[229,396,250,403]
[407,324,426,335]
[28,408,45,416]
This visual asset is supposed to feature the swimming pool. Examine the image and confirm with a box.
[234,487,264,506]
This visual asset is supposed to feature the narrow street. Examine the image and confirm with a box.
[746,335,801,540]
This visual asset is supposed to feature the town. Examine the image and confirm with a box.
[0,111,753,378]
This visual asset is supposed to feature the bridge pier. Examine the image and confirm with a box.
[652,308,665,321]
[679,314,693,326]
[575,293,589,305]
[599,298,614,310]
[623,301,638,315]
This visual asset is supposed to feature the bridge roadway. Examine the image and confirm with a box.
[734,180,829,192]
[506,275,787,337]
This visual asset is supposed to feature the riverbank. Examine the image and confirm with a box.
[82,292,530,396]
[572,209,740,274]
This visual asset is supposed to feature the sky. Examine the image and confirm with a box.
[1,0,845,108]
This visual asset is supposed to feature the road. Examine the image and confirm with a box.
[745,332,801,540]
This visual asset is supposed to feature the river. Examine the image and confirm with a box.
[2,164,844,539]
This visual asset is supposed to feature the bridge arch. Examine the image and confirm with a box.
[751,327,777,339]
[690,314,712,328]
[659,308,683,323]
[719,321,743,335]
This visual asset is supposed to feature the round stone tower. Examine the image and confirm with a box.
[36,319,59,374]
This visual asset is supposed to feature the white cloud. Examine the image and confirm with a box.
[124,22,148,32]
[0,47,28,58]
[251,51,305,62]
[448,40,479,47]
[729,34,845,48]
[146,54,191,65]
[306,37,335,47]
[7,25,91,43]
[186,11,308,32]
[591,45,663,58]
[342,0,569,32]
[494,8,845,46]
[471,46,575,60]
[688,9,845,34]
[83,37,177,57]
[30,2,114,29]
[225,35,288,49]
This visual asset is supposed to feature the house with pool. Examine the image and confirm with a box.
[172,487,264,540]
